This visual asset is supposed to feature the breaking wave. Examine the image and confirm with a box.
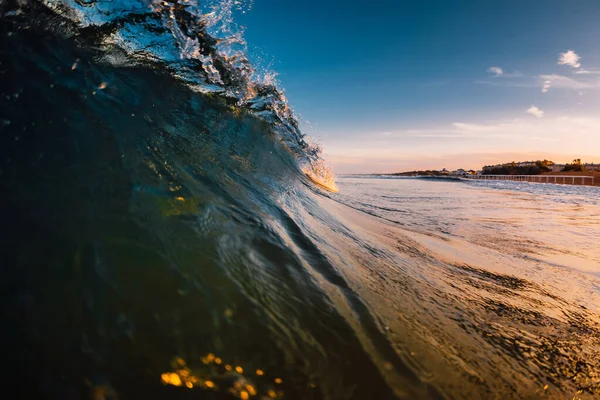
[33,0,337,191]
[1,1,599,400]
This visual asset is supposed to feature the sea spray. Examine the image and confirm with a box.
[33,0,337,190]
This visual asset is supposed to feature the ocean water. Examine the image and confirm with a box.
[322,177,600,399]
[2,1,600,399]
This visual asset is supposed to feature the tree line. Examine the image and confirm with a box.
[482,159,586,175]
[482,160,552,175]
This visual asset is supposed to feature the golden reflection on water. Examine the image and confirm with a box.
[160,372,182,387]
[160,354,285,399]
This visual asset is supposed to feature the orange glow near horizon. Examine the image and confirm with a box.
[324,150,600,175]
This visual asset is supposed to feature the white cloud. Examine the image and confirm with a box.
[575,69,600,75]
[452,122,503,133]
[542,80,551,93]
[527,105,544,118]
[558,50,581,68]
[488,66,503,76]
[486,67,523,78]
[539,74,597,92]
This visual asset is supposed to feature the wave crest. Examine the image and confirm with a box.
[30,0,337,190]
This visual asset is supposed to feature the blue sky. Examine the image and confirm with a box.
[237,0,600,173]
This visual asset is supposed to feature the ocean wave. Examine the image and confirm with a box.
[3,2,599,399]
[14,0,337,191]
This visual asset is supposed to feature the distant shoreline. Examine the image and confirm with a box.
[340,171,600,187]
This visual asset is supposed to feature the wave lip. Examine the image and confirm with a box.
[304,164,339,192]
[34,0,337,188]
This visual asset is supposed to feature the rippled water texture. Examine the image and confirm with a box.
[321,177,600,398]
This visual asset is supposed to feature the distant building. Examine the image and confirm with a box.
[452,168,467,176]
[515,161,536,167]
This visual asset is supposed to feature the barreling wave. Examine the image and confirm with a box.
[28,0,337,191]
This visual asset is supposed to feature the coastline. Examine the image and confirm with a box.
[341,172,600,187]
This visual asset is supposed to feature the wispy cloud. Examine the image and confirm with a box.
[481,51,599,93]
[450,117,600,141]
[478,73,598,92]
[539,74,597,92]
[420,80,451,87]
[558,50,581,68]
[475,80,535,88]
[527,105,544,118]
[383,116,600,143]
[575,69,600,75]
[389,121,551,141]
[452,122,503,133]
[326,116,600,173]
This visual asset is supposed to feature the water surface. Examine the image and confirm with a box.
[2,2,600,399]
